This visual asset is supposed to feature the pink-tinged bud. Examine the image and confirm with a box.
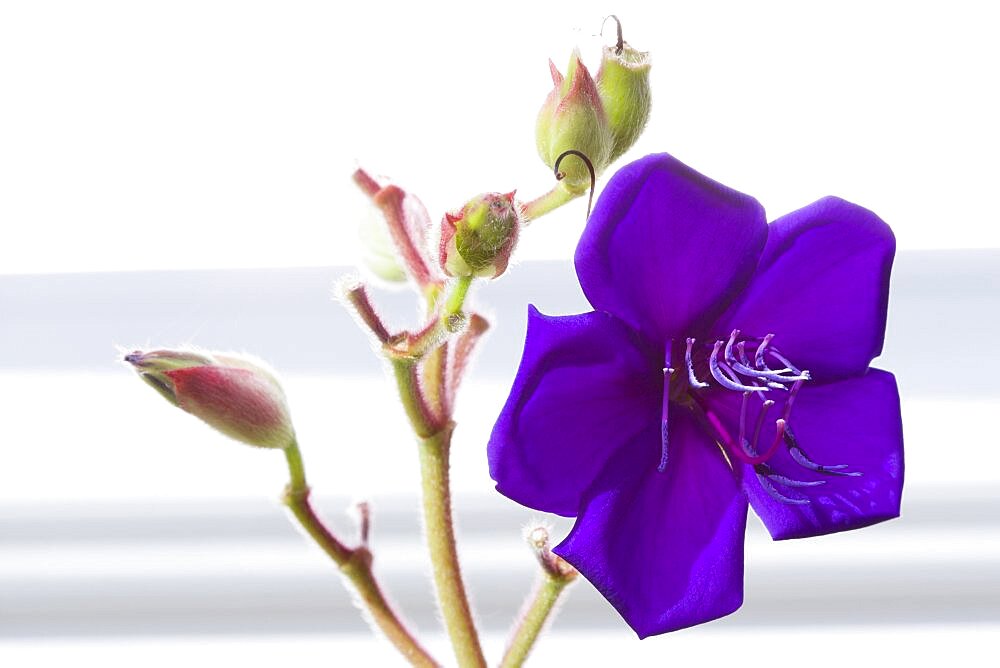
[439,191,521,278]
[125,349,296,449]
[535,51,614,194]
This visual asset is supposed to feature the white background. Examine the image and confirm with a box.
[2,1,999,666]
[2,0,998,274]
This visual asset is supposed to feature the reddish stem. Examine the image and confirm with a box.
[352,167,382,197]
[447,313,490,411]
[374,186,434,287]
[345,283,392,343]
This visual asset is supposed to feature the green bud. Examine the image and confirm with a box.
[439,191,521,278]
[596,40,652,163]
[535,51,614,194]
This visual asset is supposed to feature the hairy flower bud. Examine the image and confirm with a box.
[596,40,651,162]
[535,52,614,194]
[125,349,296,449]
[439,191,521,278]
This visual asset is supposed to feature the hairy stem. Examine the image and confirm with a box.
[499,572,575,668]
[419,424,486,667]
[389,278,484,667]
[444,275,473,322]
[392,359,442,437]
[282,442,439,667]
[521,184,579,222]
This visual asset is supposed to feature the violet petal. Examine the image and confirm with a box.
[716,197,895,381]
[488,306,659,517]
[554,413,748,637]
[740,369,904,540]
[575,153,768,342]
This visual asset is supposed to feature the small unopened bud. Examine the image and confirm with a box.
[439,191,521,278]
[535,51,614,194]
[595,18,651,162]
[524,523,578,580]
[527,525,551,551]
[125,349,296,450]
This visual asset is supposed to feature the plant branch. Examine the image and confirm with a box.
[282,442,439,667]
[499,527,578,668]
[418,424,486,667]
[386,278,485,666]
[521,184,579,222]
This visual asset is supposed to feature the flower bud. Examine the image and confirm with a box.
[535,52,614,194]
[439,191,521,278]
[596,40,651,162]
[125,349,296,449]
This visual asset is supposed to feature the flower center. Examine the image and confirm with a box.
[659,330,861,505]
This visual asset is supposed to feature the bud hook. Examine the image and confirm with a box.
[601,14,624,55]
[554,149,596,220]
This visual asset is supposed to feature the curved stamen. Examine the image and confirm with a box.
[727,401,785,466]
[710,341,766,392]
[764,471,826,488]
[784,427,862,477]
[756,471,810,505]
[685,338,709,389]
[727,417,785,466]
[755,334,775,369]
[731,359,810,384]
[726,332,807,383]
[737,341,752,367]
[782,380,804,422]
[738,391,750,455]
[724,329,741,365]
[768,349,806,376]
[750,399,776,456]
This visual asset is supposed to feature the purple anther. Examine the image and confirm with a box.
[658,347,672,473]
[784,428,862,477]
[729,358,810,384]
[724,330,741,366]
[710,342,766,392]
[754,334,775,369]
[765,472,825,488]
[685,338,709,389]
[768,349,805,376]
[737,341,752,367]
[788,446,858,475]
[658,419,670,473]
[756,471,810,505]
[723,331,809,384]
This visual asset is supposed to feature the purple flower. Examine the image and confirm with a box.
[488,153,904,637]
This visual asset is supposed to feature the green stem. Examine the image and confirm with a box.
[499,573,574,668]
[393,359,441,437]
[282,442,439,667]
[444,275,473,321]
[388,274,484,666]
[521,184,578,222]
[392,277,474,362]
[418,425,486,668]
